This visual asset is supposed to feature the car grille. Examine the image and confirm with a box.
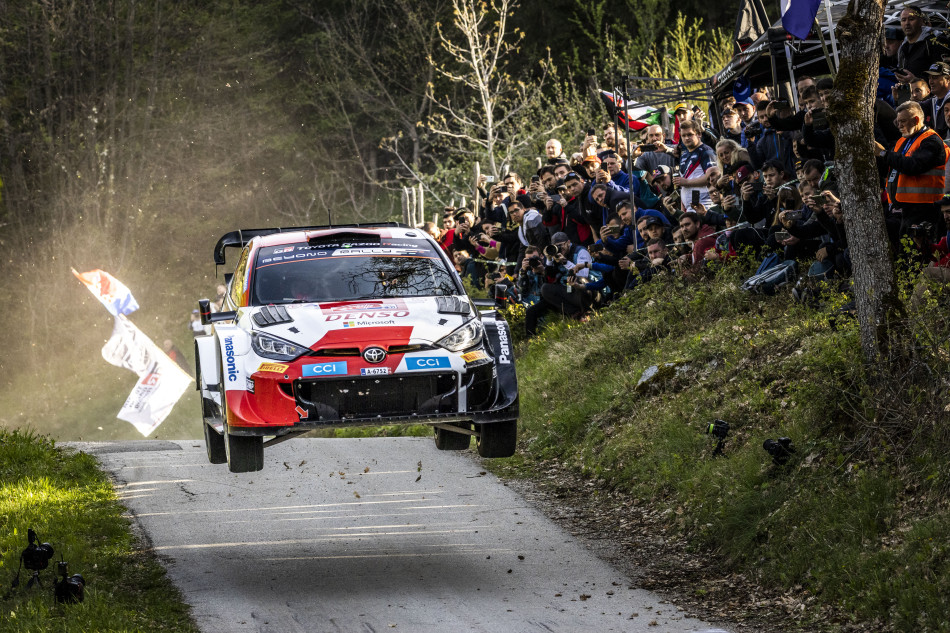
[295,372,458,421]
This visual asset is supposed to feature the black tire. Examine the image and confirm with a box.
[218,356,264,473]
[434,424,471,450]
[224,427,264,473]
[476,419,517,458]
[202,396,227,464]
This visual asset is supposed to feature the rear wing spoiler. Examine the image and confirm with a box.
[212,222,410,265]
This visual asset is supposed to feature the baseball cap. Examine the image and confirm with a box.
[884,25,902,40]
[640,216,664,229]
[551,232,569,244]
[674,102,688,113]
[721,107,737,116]
[651,165,672,180]
[735,97,754,107]
[926,62,950,76]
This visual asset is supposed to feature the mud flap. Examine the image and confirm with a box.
[481,314,518,415]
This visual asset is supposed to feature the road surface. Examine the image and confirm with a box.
[72,438,732,633]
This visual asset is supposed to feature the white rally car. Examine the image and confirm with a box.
[195,223,518,472]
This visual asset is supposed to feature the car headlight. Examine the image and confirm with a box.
[436,319,484,352]
[251,332,308,361]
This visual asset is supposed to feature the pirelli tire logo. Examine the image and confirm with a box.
[496,323,511,365]
[224,336,238,382]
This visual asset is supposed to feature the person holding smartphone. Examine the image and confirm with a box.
[674,120,717,214]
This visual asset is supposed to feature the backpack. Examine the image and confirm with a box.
[741,257,797,295]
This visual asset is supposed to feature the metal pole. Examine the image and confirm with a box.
[404,187,412,225]
[785,42,800,110]
[613,86,621,162]
[417,183,425,227]
[622,77,635,214]
[824,0,840,70]
[473,161,482,215]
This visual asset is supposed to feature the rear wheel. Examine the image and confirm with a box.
[476,420,517,458]
[434,423,472,451]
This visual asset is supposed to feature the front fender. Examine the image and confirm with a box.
[214,325,251,393]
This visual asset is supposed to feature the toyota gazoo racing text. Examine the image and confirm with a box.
[195,223,518,472]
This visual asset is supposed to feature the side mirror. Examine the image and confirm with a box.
[198,299,236,325]
[492,283,509,308]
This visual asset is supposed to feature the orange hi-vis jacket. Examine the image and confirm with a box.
[891,128,950,204]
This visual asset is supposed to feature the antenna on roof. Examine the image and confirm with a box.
[327,207,332,226]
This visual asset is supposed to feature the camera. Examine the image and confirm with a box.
[543,244,560,259]
[53,561,85,604]
[527,255,542,269]
[484,175,495,183]
[910,222,934,239]
[706,419,729,456]
[21,528,54,571]
[639,143,657,152]
[763,437,795,466]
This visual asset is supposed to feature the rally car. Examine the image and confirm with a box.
[195,222,518,472]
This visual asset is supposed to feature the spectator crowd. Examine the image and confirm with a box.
[424,6,950,336]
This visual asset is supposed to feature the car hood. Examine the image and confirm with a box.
[244,296,474,349]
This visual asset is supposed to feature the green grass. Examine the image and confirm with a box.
[0,430,198,633]
[503,264,950,632]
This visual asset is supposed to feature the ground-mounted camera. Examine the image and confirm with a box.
[53,561,85,604]
[706,419,729,456]
[11,528,55,590]
[763,437,795,466]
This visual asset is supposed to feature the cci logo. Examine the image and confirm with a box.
[302,361,348,377]
[405,356,450,370]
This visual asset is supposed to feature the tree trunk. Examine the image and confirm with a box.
[827,0,899,362]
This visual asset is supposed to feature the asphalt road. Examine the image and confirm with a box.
[71,438,732,633]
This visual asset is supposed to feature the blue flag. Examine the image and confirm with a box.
[781,0,821,39]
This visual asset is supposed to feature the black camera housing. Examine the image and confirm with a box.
[763,437,795,466]
[54,561,85,604]
[22,529,54,571]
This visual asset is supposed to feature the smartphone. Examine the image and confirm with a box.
[484,175,495,183]
[784,210,803,221]
[751,182,764,193]
[587,127,595,136]
[809,194,825,204]
[691,190,700,206]
[639,143,657,152]
[775,230,791,241]
[772,99,790,109]
[498,185,507,193]
[811,110,828,127]
[530,174,540,183]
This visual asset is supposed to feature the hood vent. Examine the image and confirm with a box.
[253,305,293,327]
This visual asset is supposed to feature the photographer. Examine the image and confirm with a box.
[620,238,673,289]
[524,232,593,336]
[911,196,950,301]
[633,124,677,173]
[922,62,950,138]
[506,201,550,262]
[676,210,718,277]
[542,171,595,246]
[518,246,545,305]
[749,100,794,174]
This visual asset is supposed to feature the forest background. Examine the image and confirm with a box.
[0,0,736,439]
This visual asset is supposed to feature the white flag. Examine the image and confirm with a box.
[117,355,193,437]
[102,315,193,436]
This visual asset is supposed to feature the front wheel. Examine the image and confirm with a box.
[204,419,227,464]
[224,426,264,473]
[476,420,517,458]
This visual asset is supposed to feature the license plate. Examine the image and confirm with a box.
[360,367,390,376]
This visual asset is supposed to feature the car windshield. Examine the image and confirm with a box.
[250,235,460,305]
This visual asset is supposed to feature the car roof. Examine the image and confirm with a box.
[254,226,425,247]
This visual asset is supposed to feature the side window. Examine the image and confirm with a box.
[229,246,251,307]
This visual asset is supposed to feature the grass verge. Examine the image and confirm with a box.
[0,430,198,633]
[498,262,950,633]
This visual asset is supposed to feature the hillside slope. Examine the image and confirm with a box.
[504,265,950,632]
